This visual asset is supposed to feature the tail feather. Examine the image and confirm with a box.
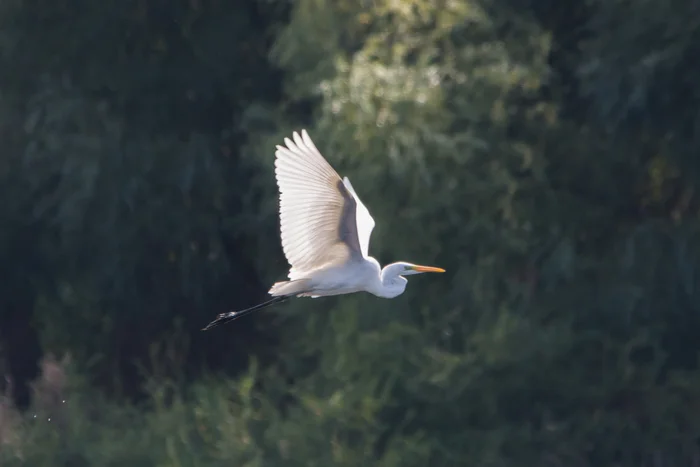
[268,279,313,296]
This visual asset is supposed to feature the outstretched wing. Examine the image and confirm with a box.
[341,176,376,258]
[274,130,376,279]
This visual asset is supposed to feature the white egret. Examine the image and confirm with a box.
[203,130,444,330]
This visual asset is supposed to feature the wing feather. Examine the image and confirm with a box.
[274,130,376,279]
[342,176,376,258]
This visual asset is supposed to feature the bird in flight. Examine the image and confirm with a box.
[202,130,444,330]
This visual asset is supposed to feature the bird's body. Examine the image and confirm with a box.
[271,259,382,298]
[203,130,444,330]
[269,256,407,299]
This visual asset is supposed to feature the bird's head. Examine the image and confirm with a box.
[375,261,445,298]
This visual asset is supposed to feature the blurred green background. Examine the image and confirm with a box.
[1,0,700,465]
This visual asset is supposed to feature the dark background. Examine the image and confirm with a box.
[1,0,700,465]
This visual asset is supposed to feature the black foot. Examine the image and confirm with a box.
[201,311,237,331]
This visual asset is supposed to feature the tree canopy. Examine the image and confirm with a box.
[1,0,699,465]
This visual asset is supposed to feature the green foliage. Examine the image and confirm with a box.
[0,0,288,393]
[256,0,700,464]
[1,0,700,464]
[579,0,700,178]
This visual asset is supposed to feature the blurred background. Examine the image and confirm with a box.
[1,0,700,465]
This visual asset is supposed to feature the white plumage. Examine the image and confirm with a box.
[275,130,375,280]
[203,129,444,330]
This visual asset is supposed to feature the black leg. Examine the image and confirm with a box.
[201,295,291,330]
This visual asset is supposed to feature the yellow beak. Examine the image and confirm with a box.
[410,265,446,273]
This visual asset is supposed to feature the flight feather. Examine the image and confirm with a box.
[274,130,375,280]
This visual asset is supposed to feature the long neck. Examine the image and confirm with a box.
[370,261,407,298]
